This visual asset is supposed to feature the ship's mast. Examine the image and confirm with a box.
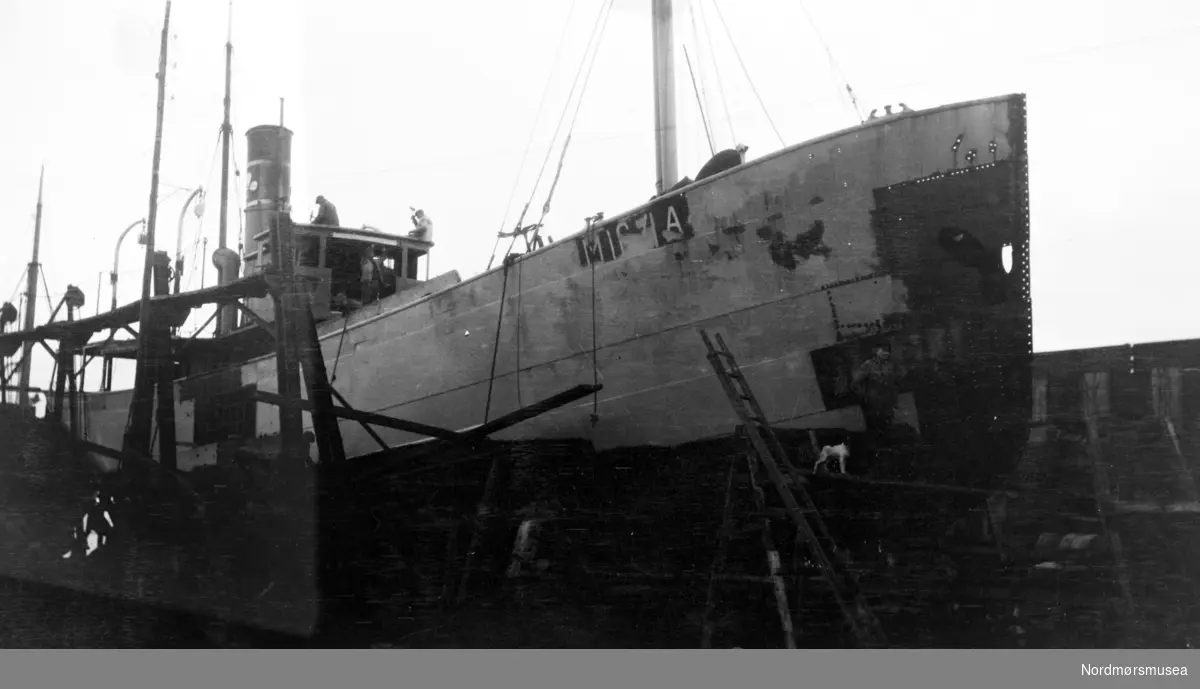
[215,0,235,336]
[17,166,44,408]
[124,0,172,456]
[651,0,679,193]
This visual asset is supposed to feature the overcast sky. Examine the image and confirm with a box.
[3,0,1199,399]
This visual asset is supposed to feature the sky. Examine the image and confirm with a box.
[2,0,1199,401]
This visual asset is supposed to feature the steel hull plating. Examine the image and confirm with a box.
[81,94,1032,486]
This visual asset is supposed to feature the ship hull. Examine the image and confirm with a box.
[82,94,1031,487]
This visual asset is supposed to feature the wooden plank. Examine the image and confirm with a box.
[292,288,346,464]
[234,301,276,340]
[468,384,601,438]
[455,450,508,605]
[253,389,464,441]
[330,387,389,451]
[76,438,154,467]
[1110,500,1200,515]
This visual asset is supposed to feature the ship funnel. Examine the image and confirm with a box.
[243,124,293,265]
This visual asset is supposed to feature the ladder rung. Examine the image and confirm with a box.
[713,574,774,584]
[700,326,890,649]
[756,507,816,518]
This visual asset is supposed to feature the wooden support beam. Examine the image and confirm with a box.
[1082,408,1137,618]
[66,345,79,439]
[122,325,138,339]
[1160,415,1199,502]
[253,389,465,442]
[456,449,509,606]
[174,308,221,358]
[234,301,277,341]
[330,387,389,452]
[346,385,606,484]
[468,384,601,438]
[3,354,22,386]
[51,344,69,426]
[154,327,178,471]
[80,328,120,372]
[1111,500,1200,515]
[792,465,1018,498]
[292,286,345,464]
[269,216,306,462]
[76,438,142,466]
[38,340,57,361]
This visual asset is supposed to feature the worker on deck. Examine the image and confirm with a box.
[376,247,397,298]
[313,195,340,227]
[360,246,382,304]
[1,301,16,331]
[409,208,433,242]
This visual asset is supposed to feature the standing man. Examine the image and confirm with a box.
[313,195,340,226]
[409,208,433,242]
[851,342,901,437]
[360,246,380,304]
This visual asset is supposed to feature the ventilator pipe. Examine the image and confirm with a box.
[111,218,146,313]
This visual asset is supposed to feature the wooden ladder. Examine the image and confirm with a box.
[698,328,889,649]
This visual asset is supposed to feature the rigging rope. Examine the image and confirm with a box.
[490,0,581,271]
[483,255,517,424]
[8,266,28,304]
[684,45,716,157]
[329,310,352,383]
[230,101,244,253]
[710,0,785,148]
[39,270,54,315]
[490,0,614,270]
[588,218,600,423]
[794,0,863,123]
[525,0,615,251]
[696,0,736,145]
[515,257,523,409]
[686,4,717,156]
[184,128,224,298]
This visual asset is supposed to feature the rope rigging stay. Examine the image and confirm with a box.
[480,0,615,428]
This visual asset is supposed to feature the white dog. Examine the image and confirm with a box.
[813,442,850,474]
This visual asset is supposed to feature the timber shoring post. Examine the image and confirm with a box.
[700,452,739,648]
[51,344,67,427]
[66,342,79,440]
[1082,403,1138,623]
[125,1,172,459]
[455,445,511,606]
[329,387,389,452]
[292,275,345,465]
[1160,414,1199,503]
[152,252,178,471]
[153,326,178,471]
[440,517,463,608]
[270,215,306,465]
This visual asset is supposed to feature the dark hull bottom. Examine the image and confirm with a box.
[5,408,1192,648]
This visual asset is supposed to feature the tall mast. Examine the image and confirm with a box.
[651,0,679,193]
[215,0,234,335]
[125,0,172,456]
[17,166,44,408]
